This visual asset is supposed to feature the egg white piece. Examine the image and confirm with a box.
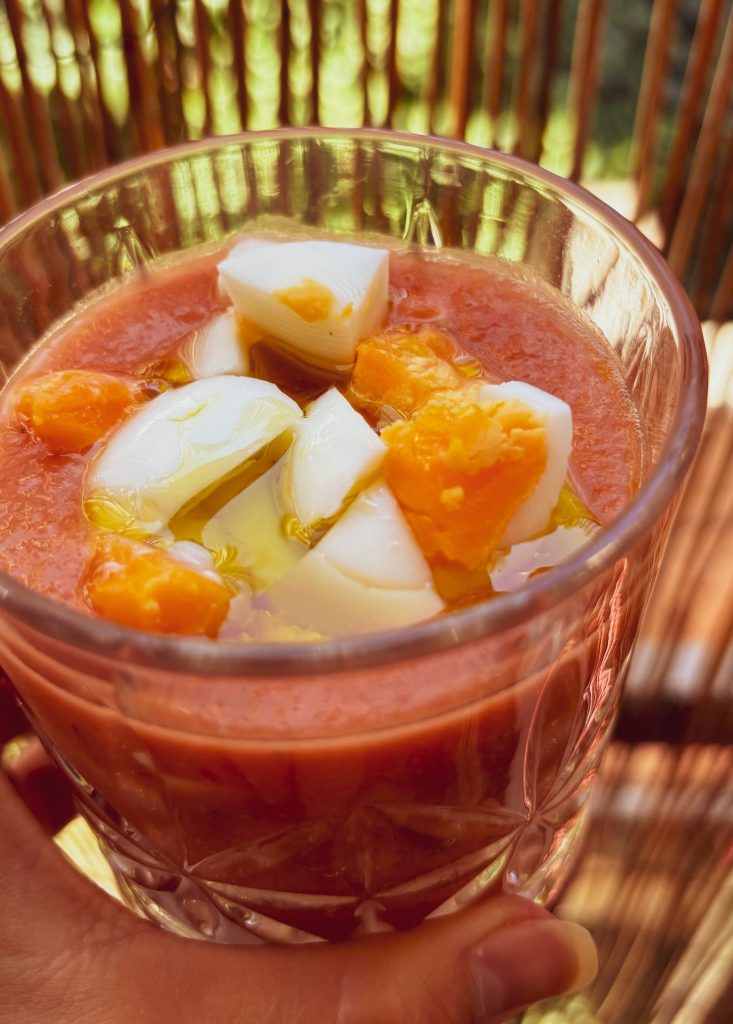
[218,240,389,367]
[265,554,444,636]
[201,460,308,590]
[479,380,573,545]
[86,376,302,536]
[166,540,222,582]
[217,237,279,299]
[283,388,386,529]
[317,482,434,589]
[490,524,595,593]
[180,310,250,378]
[266,482,444,635]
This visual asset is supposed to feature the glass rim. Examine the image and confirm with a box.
[0,127,708,677]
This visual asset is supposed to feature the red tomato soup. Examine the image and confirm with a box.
[0,245,644,940]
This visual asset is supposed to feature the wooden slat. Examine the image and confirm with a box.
[483,0,510,145]
[628,405,733,708]
[68,0,121,163]
[447,0,475,140]
[567,0,606,182]
[711,245,733,323]
[694,131,733,314]
[40,0,88,181]
[424,0,443,133]
[356,0,369,127]
[62,0,110,171]
[658,0,727,235]
[668,520,733,726]
[667,7,733,281]
[0,75,43,208]
[561,744,733,1022]
[119,0,165,153]
[308,0,322,124]
[4,0,63,192]
[512,0,540,158]
[386,0,401,125]
[0,145,17,223]
[630,0,680,219]
[355,0,368,128]
[193,0,214,137]
[227,0,248,131]
[530,0,564,164]
[279,0,291,128]
[651,865,733,1022]
[151,0,187,145]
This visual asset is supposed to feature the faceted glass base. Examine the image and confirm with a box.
[72,788,591,944]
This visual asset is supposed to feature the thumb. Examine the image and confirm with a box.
[331,895,597,1024]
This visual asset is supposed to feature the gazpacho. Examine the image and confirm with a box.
[0,238,643,940]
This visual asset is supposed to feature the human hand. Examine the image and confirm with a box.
[1,687,596,1024]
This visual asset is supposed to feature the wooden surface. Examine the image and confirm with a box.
[549,743,733,1023]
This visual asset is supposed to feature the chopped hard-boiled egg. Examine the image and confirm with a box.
[265,482,444,635]
[479,381,572,546]
[217,237,279,300]
[85,376,302,537]
[349,326,468,417]
[382,391,548,570]
[282,388,386,529]
[219,240,389,368]
[490,524,595,593]
[65,236,589,642]
[316,481,437,589]
[179,310,255,379]
[201,459,307,590]
[85,533,231,637]
[16,370,142,453]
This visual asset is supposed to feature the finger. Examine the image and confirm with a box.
[466,915,598,1023]
[3,735,77,834]
[0,766,146,1001]
[330,895,598,1024]
[108,893,596,1024]
[0,769,155,1024]
[0,769,115,919]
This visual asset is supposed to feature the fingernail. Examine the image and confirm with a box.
[468,918,598,1017]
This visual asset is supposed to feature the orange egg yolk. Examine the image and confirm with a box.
[16,370,141,454]
[382,391,547,570]
[274,279,335,322]
[349,326,470,417]
[85,533,231,638]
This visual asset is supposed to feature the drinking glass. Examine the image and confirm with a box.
[0,130,706,944]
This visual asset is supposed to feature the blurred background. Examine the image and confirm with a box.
[1,0,732,1020]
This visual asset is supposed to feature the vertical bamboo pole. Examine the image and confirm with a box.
[630,0,681,220]
[667,8,733,280]
[567,0,606,183]
[658,0,726,234]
